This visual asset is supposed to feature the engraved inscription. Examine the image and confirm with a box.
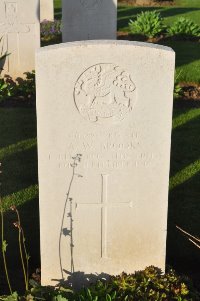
[74,64,136,124]
[80,0,102,9]
[75,174,133,258]
[0,2,30,33]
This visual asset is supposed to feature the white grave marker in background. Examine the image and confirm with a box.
[36,40,175,286]
[40,0,54,21]
[0,0,40,78]
[62,0,117,42]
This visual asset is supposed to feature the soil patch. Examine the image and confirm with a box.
[118,0,174,6]
[117,31,200,43]
[180,83,200,101]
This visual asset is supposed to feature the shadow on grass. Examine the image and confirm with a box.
[1,145,38,199]
[166,104,200,283]
[170,107,200,178]
[0,108,37,149]
[161,41,200,69]
[167,173,200,286]
[54,7,62,20]
[0,108,39,294]
[0,197,40,294]
[118,6,200,30]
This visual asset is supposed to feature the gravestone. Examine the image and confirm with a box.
[0,0,40,78]
[36,40,175,287]
[40,0,54,21]
[62,0,117,42]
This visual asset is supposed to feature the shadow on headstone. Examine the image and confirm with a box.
[52,270,110,290]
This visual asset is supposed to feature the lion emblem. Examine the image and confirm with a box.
[74,64,136,124]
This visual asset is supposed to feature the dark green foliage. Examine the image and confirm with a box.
[2,267,199,301]
[40,20,62,45]
[174,71,183,98]
[15,71,36,100]
[0,78,14,101]
[77,266,200,301]
[129,11,165,38]
[0,71,35,103]
[0,36,10,73]
[167,17,200,38]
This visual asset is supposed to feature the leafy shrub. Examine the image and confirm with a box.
[0,36,10,73]
[0,71,35,104]
[167,17,200,38]
[7,266,197,301]
[0,78,13,102]
[15,71,36,100]
[174,71,183,98]
[41,20,61,40]
[78,266,200,301]
[129,11,165,38]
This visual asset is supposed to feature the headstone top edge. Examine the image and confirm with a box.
[37,40,175,55]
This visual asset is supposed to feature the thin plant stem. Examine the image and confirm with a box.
[176,225,200,243]
[70,198,74,273]
[21,227,29,290]
[15,209,27,291]
[0,197,12,294]
[189,238,200,249]
[176,225,200,250]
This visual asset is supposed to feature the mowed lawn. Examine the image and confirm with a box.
[0,109,40,294]
[118,0,200,32]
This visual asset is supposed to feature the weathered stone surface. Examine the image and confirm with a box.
[40,0,54,21]
[36,40,175,287]
[62,0,117,42]
[0,0,40,78]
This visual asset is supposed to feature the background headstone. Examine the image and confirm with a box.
[0,0,40,78]
[40,0,54,21]
[62,0,117,42]
[36,40,175,286]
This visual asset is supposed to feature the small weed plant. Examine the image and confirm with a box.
[129,11,165,38]
[0,36,9,73]
[1,266,199,301]
[174,71,183,98]
[0,164,30,294]
[40,20,61,42]
[167,17,200,38]
[0,71,35,104]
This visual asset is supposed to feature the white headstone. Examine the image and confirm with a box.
[40,0,54,21]
[36,40,175,287]
[62,0,117,42]
[0,0,40,78]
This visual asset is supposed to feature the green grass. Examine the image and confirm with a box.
[167,104,200,278]
[54,0,62,19]
[1,102,200,292]
[0,108,39,294]
[118,0,200,32]
[162,41,200,83]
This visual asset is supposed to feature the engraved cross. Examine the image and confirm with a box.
[75,174,133,259]
[0,2,31,72]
